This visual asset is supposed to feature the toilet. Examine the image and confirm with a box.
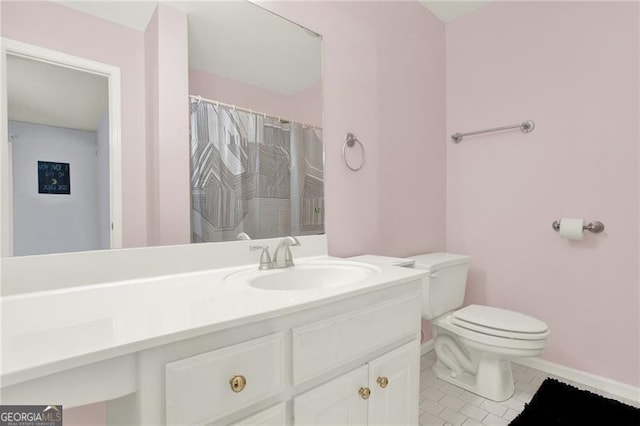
[410,253,549,401]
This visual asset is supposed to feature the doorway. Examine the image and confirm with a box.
[1,39,122,256]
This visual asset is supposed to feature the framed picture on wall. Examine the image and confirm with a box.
[38,161,70,194]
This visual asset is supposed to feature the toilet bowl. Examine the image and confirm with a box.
[408,253,549,402]
[431,304,549,401]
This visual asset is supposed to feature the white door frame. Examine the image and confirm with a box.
[0,38,123,256]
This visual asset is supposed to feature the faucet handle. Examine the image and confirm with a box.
[250,245,273,270]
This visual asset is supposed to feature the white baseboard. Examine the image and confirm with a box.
[515,356,640,403]
[420,339,639,403]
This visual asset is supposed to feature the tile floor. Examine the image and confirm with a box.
[418,351,639,426]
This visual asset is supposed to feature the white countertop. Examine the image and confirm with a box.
[1,256,425,387]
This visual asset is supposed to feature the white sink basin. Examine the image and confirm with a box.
[224,261,380,291]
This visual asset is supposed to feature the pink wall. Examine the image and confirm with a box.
[189,69,322,127]
[63,402,105,426]
[1,1,148,248]
[261,1,447,258]
[289,82,323,128]
[373,5,446,258]
[446,1,639,386]
[145,5,191,246]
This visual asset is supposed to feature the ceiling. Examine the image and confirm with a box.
[419,1,493,22]
[7,55,108,131]
[56,1,322,96]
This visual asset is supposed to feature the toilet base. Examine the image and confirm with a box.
[432,356,515,402]
[430,311,547,402]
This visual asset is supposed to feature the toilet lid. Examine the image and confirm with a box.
[452,305,549,339]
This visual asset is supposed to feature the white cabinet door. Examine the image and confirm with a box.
[367,341,420,425]
[294,365,368,426]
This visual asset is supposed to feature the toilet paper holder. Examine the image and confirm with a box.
[552,220,605,233]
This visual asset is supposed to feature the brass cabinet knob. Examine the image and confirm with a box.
[229,375,247,393]
[358,387,371,400]
[377,376,389,389]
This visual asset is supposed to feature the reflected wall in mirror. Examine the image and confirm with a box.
[7,55,111,256]
[0,0,323,256]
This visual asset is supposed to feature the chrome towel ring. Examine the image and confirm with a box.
[343,133,365,172]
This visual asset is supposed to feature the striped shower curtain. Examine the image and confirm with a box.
[190,100,324,242]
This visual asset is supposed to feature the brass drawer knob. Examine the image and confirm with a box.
[358,387,371,400]
[229,375,247,393]
[377,376,389,388]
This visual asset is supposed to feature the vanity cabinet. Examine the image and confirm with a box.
[0,222,429,426]
[156,290,421,425]
[294,341,419,425]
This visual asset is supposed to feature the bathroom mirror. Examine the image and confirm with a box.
[0,0,323,256]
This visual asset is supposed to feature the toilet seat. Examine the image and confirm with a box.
[452,305,549,340]
[434,314,548,350]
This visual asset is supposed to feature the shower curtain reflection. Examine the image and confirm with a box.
[190,100,324,242]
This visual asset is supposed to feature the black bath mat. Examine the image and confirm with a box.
[510,378,640,426]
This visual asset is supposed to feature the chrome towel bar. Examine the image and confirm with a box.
[451,120,535,143]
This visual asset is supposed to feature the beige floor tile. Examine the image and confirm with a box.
[420,412,446,426]
[418,352,633,426]
[482,413,509,426]
[438,408,468,426]
[459,403,488,422]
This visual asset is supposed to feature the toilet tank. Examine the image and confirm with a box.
[409,253,471,320]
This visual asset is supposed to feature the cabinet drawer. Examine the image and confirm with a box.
[166,333,286,425]
[229,402,287,425]
[292,294,420,385]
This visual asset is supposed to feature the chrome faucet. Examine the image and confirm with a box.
[273,236,301,269]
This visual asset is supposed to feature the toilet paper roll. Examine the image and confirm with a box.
[559,218,584,240]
